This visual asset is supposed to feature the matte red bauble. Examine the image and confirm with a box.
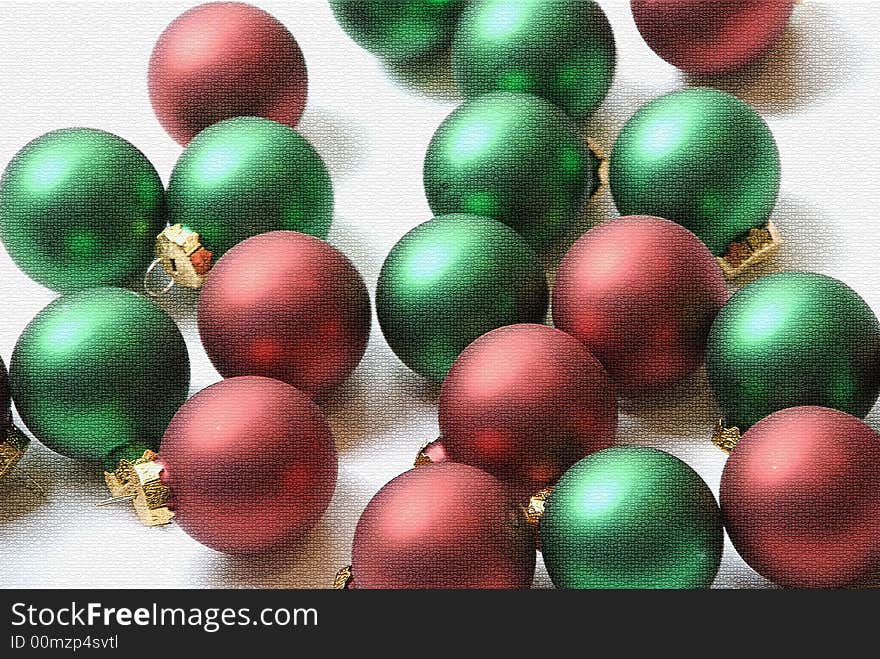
[631,0,795,75]
[721,406,880,588]
[198,232,371,399]
[552,216,728,393]
[438,324,616,490]
[351,463,536,589]
[159,377,337,554]
[148,2,308,145]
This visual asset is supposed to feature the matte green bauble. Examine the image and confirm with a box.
[423,92,599,247]
[541,447,723,589]
[0,128,164,292]
[166,116,333,260]
[609,88,780,256]
[706,272,880,432]
[376,214,548,381]
[329,0,465,61]
[10,287,190,464]
[452,0,615,119]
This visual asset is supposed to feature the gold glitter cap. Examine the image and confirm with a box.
[103,450,174,526]
[0,422,30,480]
[717,222,781,279]
[150,224,213,292]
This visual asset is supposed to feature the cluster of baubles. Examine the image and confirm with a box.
[332,0,795,83]
[335,1,880,590]
[0,2,369,556]
[332,0,616,119]
[1,0,877,591]
[366,0,789,383]
[351,265,880,589]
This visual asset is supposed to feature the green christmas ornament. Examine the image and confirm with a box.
[609,88,780,259]
[452,0,616,119]
[163,116,333,288]
[10,287,190,465]
[706,272,880,437]
[541,447,723,589]
[376,214,548,381]
[423,92,600,248]
[0,128,164,292]
[329,0,465,61]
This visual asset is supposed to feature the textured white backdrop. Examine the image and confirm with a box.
[0,0,876,589]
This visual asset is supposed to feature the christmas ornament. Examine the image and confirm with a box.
[329,0,465,61]
[0,357,30,480]
[148,2,307,145]
[631,1,795,76]
[438,324,617,490]
[349,462,535,588]
[0,128,164,292]
[423,92,601,248]
[452,0,616,119]
[609,88,780,268]
[552,216,728,393]
[198,231,371,399]
[706,272,880,442]
[376,214,548,381]
[111,377,336,554]
[10,287,190,465]
[720,406,880,588]
[541,447,723,589]
[160,116,333,290]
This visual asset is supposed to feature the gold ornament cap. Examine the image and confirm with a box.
[712,419,742,453]
[717,222,781,279]
[333,565,353,589]
[154,224,213,290]
[523,487,553,551]
[0,422,30,480]
[103,450,174,526]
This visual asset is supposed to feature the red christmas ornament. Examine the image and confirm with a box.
[720,406,880,588]
[148,2,308,145]
[552,216,728,394]
[159,376,337,555]
[198,232,371,399]
[351,463,536,589]
[631,0,795,76]
[438,324,617,490]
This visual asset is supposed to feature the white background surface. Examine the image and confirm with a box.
[0,0,876,589]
